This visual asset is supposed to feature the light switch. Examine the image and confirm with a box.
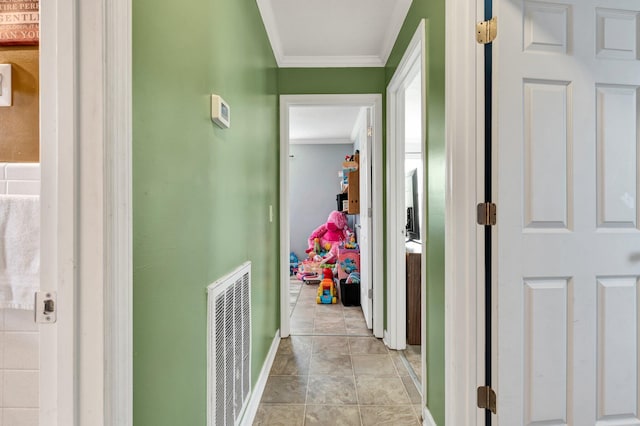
[0,64,11,107]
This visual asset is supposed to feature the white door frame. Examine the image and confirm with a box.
[385,20,425,352]
[445,0,484,424]
[279,94,384,339]
[40,0,132,424]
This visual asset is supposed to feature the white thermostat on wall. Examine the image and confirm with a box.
[211,94,230,128]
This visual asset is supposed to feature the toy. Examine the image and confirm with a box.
[346,272,360,284]
[289,252,299,276]
[344,231,358,250]
[340,258,358,274]
[336,247,360,280]
[316,268,337,304]
[305,210,351,264]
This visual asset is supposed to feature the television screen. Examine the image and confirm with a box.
[405,168,420,241]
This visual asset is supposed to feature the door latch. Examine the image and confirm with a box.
[477,385,497,414]
[35,291,57,323]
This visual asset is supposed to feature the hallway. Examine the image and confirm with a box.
[253,282,422,425]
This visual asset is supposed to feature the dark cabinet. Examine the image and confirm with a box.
[406,252,421,345]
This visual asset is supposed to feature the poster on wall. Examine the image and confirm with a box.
[0,0,39,46]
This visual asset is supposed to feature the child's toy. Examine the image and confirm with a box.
[289,252,299,276]
[305,210,351,264]
[336,247,360,281]
[346,272,360,284]
[296,259,321,281]
[340,258,358,275]
[344,231,358,250]
[316,268,337,304]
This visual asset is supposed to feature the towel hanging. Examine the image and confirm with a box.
[0,194,40,310]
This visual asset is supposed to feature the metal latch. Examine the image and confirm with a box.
[476,17,498,44]
[477,385,497,414]
[477,202,497,226]
[35,291,57,323]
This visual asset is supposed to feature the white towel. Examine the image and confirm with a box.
[0,195,40,309]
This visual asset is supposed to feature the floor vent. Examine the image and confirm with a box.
[207,262,252,426]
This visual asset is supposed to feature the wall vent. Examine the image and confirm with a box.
[207,262,252,426]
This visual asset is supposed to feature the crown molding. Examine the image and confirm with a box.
[256,0,285,66]
[378,0,412,65]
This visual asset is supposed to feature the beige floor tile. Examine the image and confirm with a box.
[304,405,361,425]
[313,316,345,326]
[345,328,372,336]
[278,336,313,356]
[352,355,397,377]
[359,406,420,426]
[348,337,387,354]
[344,318,368,330]
[306,376,358,405]
[261,376,308,404]
[292,307,316,317]
[403,345,422,381]
[312,336,350,355]
[313,325,347,335]
[412,404,423,421]
[388,350,410,377]
[253,404,305,426]
[401,376,422,404]
[309,353,353,376]
[355,376,411,405]
[270,353,311,376]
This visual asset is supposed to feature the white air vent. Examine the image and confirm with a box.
[207,262,252,426]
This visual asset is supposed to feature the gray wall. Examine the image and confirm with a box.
[289,143,354,259]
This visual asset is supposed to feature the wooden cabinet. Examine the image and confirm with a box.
[343,154,360,214]
[406,252,421,345]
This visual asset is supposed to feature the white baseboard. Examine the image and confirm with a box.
[383,329,390,348]
[422,406,437,426]
[240,330,281,426]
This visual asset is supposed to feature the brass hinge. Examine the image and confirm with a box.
[477,202,497,226]
[476,16,498,44]
[477,386,497,414]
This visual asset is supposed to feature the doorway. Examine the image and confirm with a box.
[386,18,427,416]
[279,94,383,339]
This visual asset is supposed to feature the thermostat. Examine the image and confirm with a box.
[211,94,230,128]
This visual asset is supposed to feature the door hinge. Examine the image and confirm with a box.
[476,16,498,44]
[368,289,373,299]
[477,385,497,414]
[34,291,57,324]
[368,207,372,218]
[477,202,497,226]
[367,127,373,137]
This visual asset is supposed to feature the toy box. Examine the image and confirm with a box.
[336,248,359,280]
[339,279,360,306]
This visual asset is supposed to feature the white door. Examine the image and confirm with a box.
[495,0,640,424]
[359,108,373,329]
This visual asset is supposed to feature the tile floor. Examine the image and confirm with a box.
[254,279,422,425]
[403,345,421,383]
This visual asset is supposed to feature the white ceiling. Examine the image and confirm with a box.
[289,106,363,144]
[256,0,412,67]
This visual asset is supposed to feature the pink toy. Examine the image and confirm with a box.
[305,210,351,264]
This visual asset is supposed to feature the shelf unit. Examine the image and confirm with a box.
[343,154,360,214]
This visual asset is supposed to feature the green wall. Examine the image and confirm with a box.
[132,0,279,424]
[385,1,446,424]
[278,68,385,95]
